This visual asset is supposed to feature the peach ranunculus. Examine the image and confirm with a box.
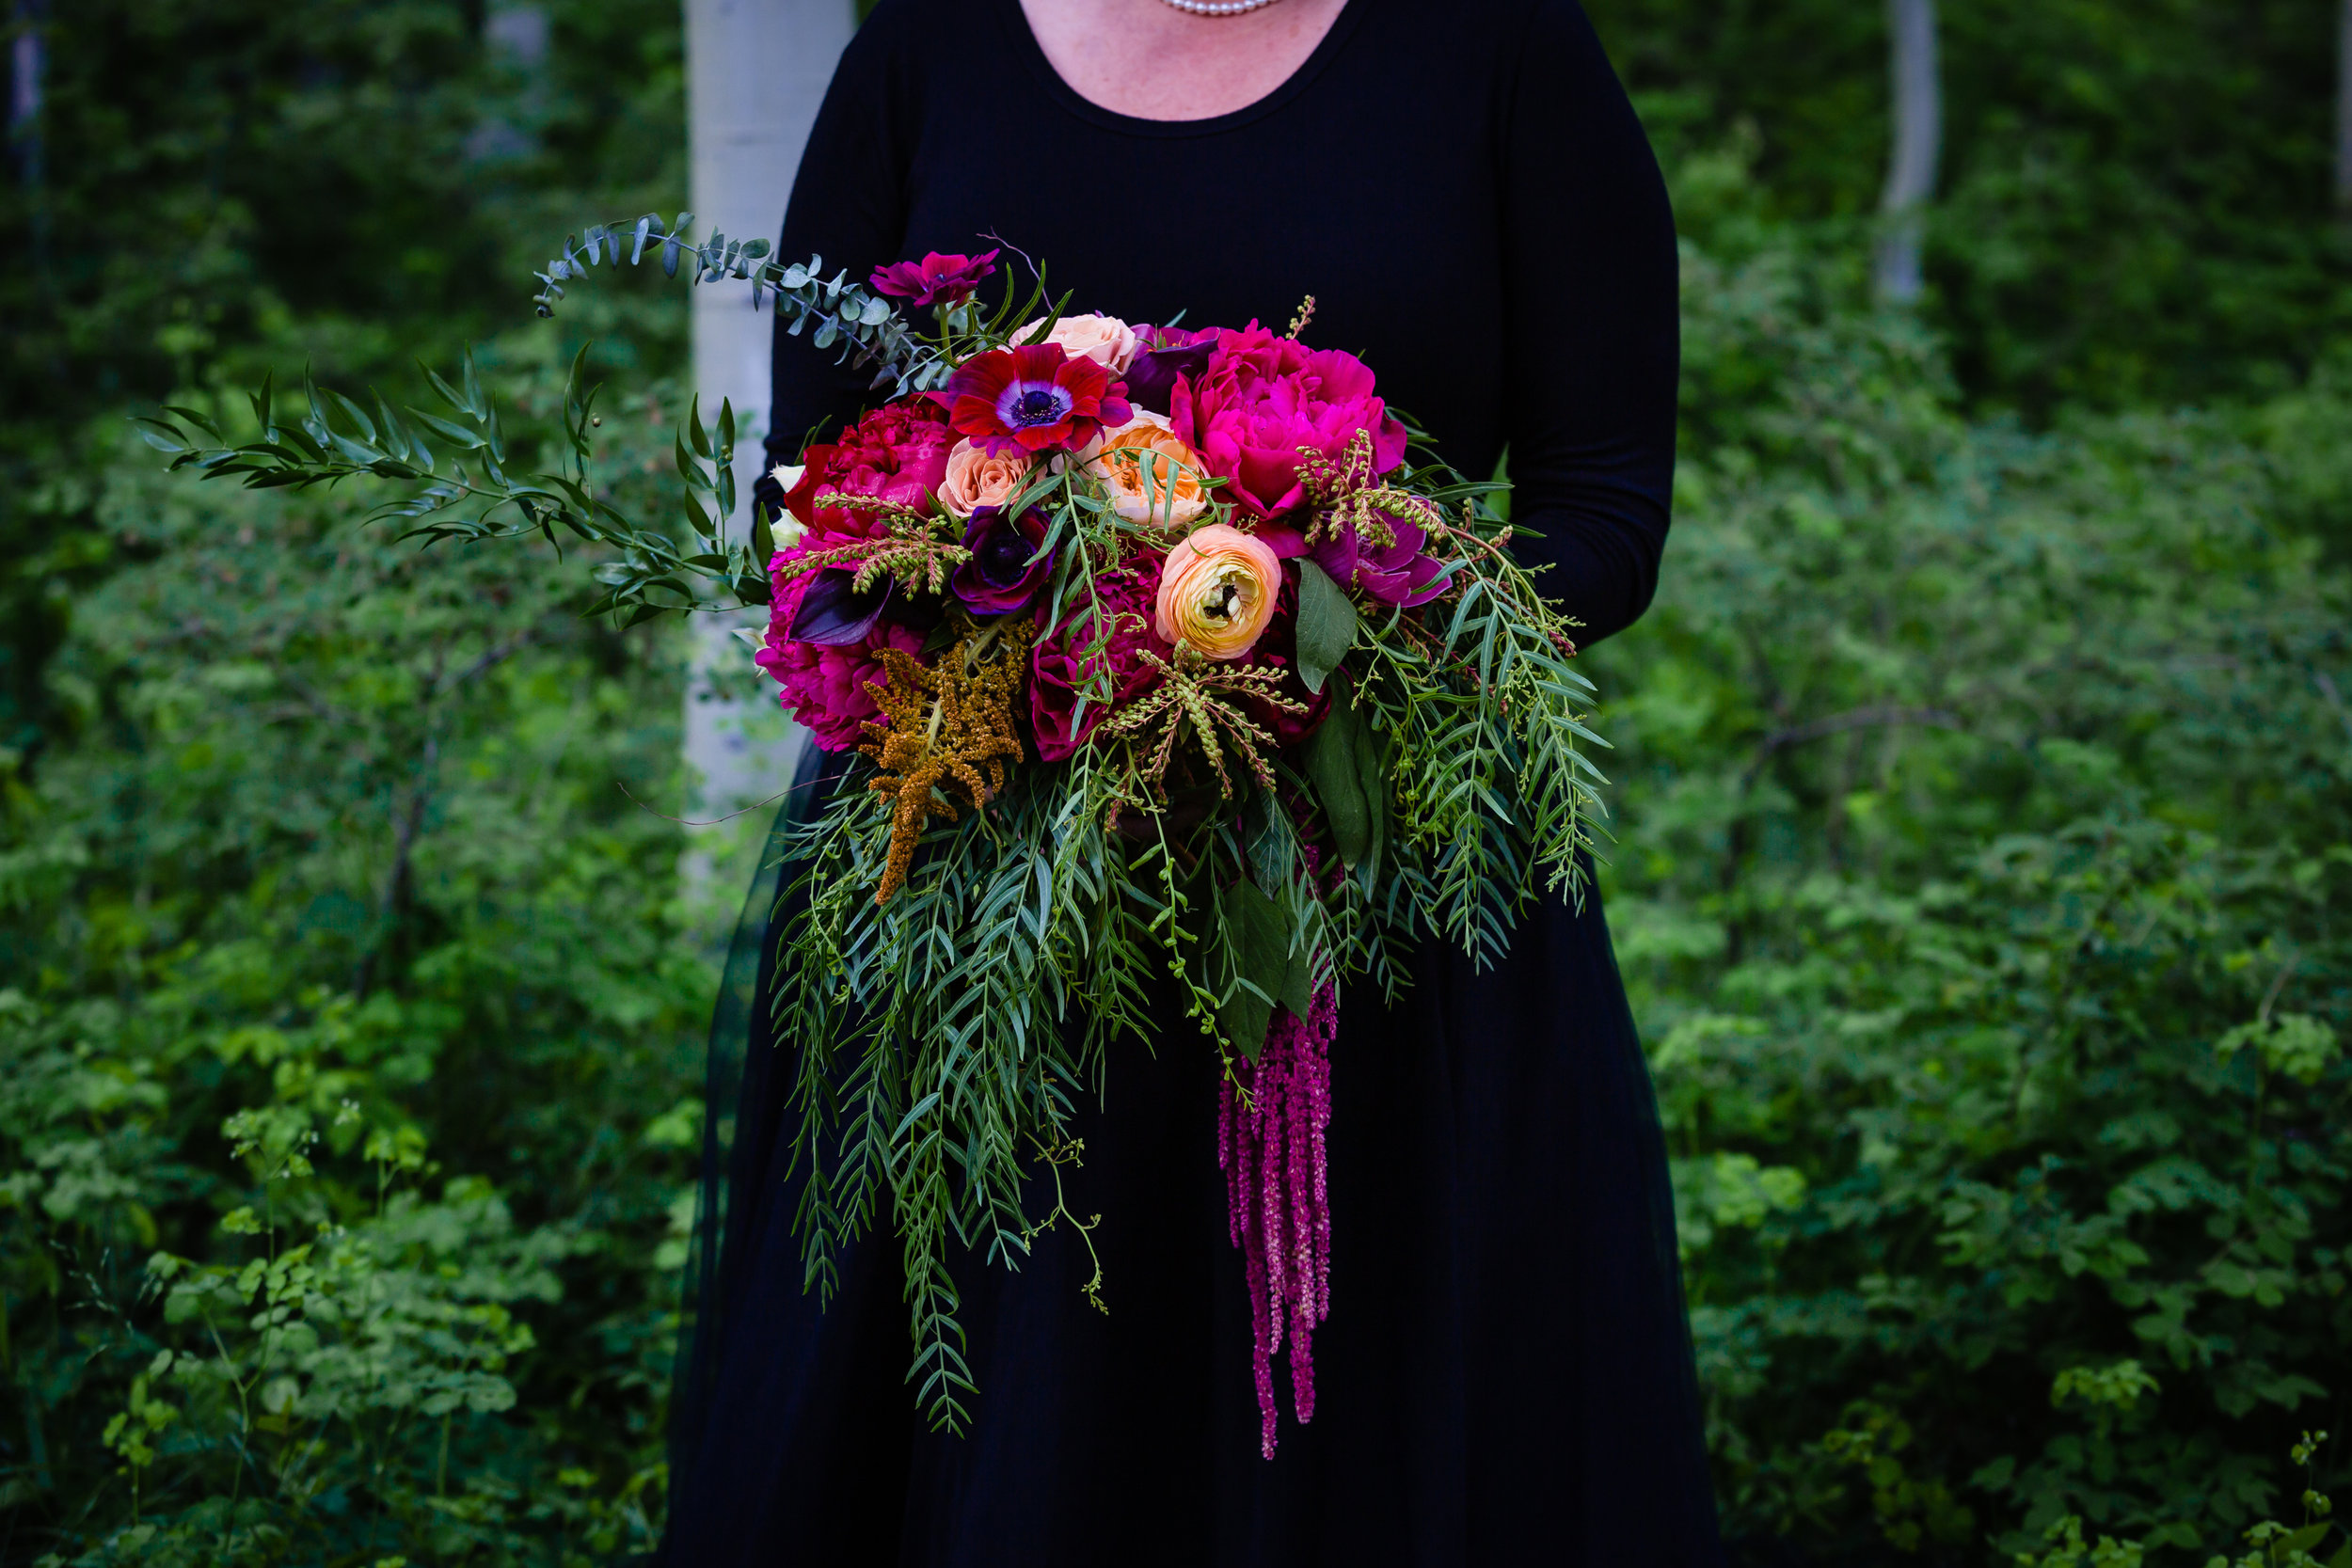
[1153,523,1281,660]
[937,439,1033,518]
[1015,311,1140,375]
[1088,410,1212,527]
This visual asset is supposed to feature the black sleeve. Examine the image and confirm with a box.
[753,8,916,515]
[1496,0,1679,645]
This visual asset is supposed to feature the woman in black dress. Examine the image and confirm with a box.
[663,0,1719,1560]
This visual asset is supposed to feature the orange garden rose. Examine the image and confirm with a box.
[1153,522,1282,660]
[1089,412,1212,527]
[938,439,1033,517]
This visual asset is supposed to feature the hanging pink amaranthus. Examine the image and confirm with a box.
[1216,980,1337,1459]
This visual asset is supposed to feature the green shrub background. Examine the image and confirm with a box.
[1,2,2347,1563]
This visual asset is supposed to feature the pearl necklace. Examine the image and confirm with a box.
[1157,0,1280,15]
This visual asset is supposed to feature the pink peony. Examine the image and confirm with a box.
[754,564,926,752]
[759,400,955,750]
[780,400,955,542]
[1029,562,1170,762]
[1170,323,1408,520]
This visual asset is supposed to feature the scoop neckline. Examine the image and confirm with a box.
[995,0,1367,139]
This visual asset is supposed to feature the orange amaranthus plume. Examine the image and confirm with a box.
[858,619,1033,905]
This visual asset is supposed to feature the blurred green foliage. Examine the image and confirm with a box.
[0,3,719,1562]
[1590,0,2352,416]
[1591,120,2352,1564]
[0,0,686,758]
[1,1,2350,1564]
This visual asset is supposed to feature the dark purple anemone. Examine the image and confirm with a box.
[1124,324,1216,417]
[951,506,1056,616]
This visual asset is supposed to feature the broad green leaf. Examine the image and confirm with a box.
[1293,558,1358,694]
[1305,692,1372,868]
[1216,879,1288,1059]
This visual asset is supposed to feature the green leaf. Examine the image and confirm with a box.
[2281,1524,2332,1557]
[752,501,776,565]
[1216,879,1288,1060]
[1306,698,1370,867]
[1279,942,1316,1018]
[1293,558,1358,694]
[1350,697,1391,879]
[406,408,485,450]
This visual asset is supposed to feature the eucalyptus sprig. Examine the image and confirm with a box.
[529,214,1068,398]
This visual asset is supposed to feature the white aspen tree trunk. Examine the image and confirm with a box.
[1875,0,1941,304]
[2336,0,2352,214]
[10,1,46,191]
[679,0,856,898]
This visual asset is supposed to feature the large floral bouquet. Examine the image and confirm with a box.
[142,219,1606,1455]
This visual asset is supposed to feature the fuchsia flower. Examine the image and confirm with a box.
[780,401,954,538]
[936,343,1132,456]
[867,248,999,310]
[758,400,956,751]
[1028,562,1169,762]
[1172,323,1408,519]
[1219,966,1336,1459]
[1309,499,1449,608]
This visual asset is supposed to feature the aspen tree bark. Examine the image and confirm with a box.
[1875,0,1941,304]
[10,0,45,192]
[680,0,856,891]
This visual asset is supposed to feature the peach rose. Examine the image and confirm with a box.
[1153,523,1281,660]
[1015,311,1139,375]
[937,439,1033,518]
[1088,411,1212,527]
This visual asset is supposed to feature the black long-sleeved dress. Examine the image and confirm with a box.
[662,0,1721,1561]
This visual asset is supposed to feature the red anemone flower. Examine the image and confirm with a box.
[936,342,1133,456]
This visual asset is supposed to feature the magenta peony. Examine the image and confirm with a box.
[1170,323,1407,520]
[781,400,955,540]
[755,563,927,752]
[1029,562,1170,762]
[759,400,957,750]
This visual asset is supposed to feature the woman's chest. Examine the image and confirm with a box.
[894,86,1511,464]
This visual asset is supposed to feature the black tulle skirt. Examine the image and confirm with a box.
[660,754,1724,1566]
